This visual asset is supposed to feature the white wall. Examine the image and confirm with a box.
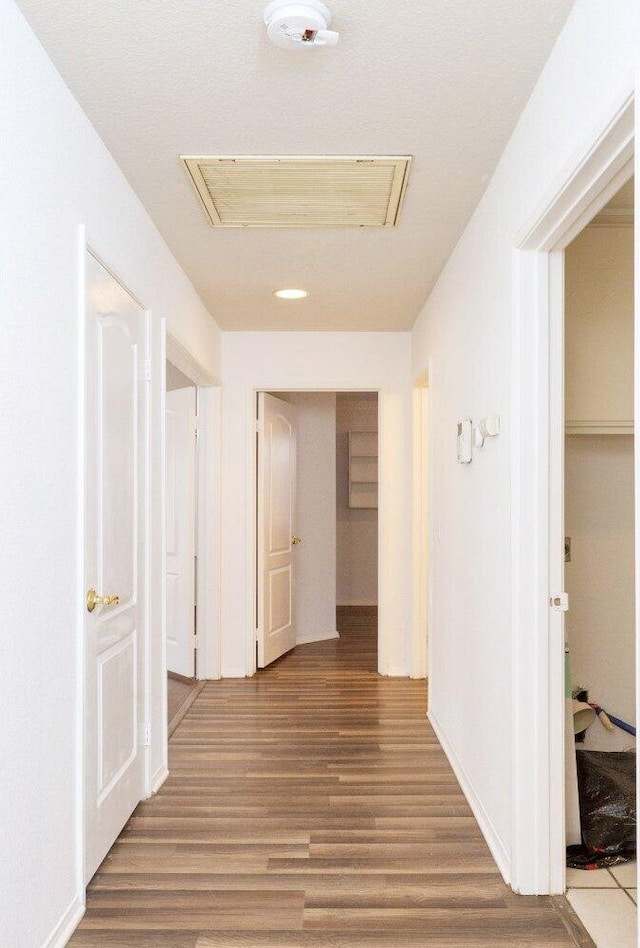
[166,360,196,392]
[221,332,412,678]
[411,0,640,884]
[565,226,634,426]
[282,393,337,644]
[336,394,378,606]
[0,3,221,945]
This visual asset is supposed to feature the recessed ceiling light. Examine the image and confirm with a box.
[274,288,308,300]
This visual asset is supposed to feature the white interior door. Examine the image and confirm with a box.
[257,393,298,667]
[84,252,146,883]
[165,386,197,677]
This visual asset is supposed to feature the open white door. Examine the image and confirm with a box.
[84,252,146,882]
[257,393,298,667]
[165,386,197,677]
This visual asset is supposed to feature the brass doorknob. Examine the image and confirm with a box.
[291,535,302,545]
[86,588,120,613]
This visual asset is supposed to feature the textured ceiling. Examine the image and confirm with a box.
[17,0,574,330]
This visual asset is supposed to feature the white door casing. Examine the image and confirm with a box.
[84,252,146,883]
[511,91,634,895]
[165,386,197,678]
[257,393,297,667]
[412,378,430,680]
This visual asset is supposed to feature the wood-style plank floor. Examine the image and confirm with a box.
[69,618,576,947]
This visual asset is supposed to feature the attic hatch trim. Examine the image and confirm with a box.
[180,155,412,228]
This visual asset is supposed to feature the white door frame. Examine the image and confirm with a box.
[142,327,222,796]
[246,386,391,678]
[165,386,198,678]
[165,333,222,684]
[412,369,431,680]
[511,90,635,896]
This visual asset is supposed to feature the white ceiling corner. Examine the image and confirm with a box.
[16,0,575,331]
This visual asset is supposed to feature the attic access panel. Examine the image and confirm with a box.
[180,155,412,228]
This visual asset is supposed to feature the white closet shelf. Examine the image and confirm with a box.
[566,419,634,435]
[348,431,378,509]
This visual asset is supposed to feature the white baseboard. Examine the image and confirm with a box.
[151,764,169,795]
[42,895,85,948]
[221,667,249,678]
[429,708,511,884]
[384,666,411,677]
[296,629,340,645]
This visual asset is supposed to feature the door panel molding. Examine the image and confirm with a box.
[257,393,297,667]
[84,249,148,884]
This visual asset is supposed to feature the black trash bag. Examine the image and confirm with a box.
[566,844,630,870]
[567,750,636,869]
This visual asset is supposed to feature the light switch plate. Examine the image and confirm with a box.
[457,418,473,464]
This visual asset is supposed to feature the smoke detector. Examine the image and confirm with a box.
[264,0,339,49]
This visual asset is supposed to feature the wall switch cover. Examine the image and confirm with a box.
[457,418,473,464]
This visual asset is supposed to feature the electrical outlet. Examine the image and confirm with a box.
[564,536,571,563]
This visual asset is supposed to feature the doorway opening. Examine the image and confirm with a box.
[163,349,221,734]
[336,392,379,658]
[563,177,636,944]
[165,359,202,733]
[511,92,634,898]
[255,390,379,673]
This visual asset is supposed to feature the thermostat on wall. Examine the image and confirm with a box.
[457,418,473,464]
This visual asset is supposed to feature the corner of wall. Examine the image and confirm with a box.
[41,896,85,948]
[428,709,511,885]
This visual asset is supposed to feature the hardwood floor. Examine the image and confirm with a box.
[69,620,577,947]
[168,674,206,737]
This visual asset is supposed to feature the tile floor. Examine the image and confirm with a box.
[567,861,637,947]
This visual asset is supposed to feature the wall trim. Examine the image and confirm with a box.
[195,386,222,681]
[412,371,430,680]
[166,332,218,387]
[148,313,167,799]
[222,667,250,679]
[514,92,634,251]
[41,896,85,948]
[74,225,87,927]
[151,764,169,795]
[429,709,510,884]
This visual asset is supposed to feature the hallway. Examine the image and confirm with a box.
[69,623,576,947]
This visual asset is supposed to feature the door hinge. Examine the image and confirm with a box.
[143,721,151,746]
[193,633,199,650]
[550,593,569,612]
[195,425,199,440]
[142,358,152,382]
